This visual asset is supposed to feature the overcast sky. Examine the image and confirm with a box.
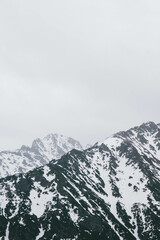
[0,0,160,151]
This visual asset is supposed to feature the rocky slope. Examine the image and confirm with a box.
[0,134,82,178]
[0,122,160,239]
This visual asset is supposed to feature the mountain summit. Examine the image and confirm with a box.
[0,133,82,178]
[30,133,82,161]
[0,122,159,239]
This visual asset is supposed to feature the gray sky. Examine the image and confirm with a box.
[0,0,160,151]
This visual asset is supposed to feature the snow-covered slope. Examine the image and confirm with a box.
[0,122,159,239]
[0,133,82,178]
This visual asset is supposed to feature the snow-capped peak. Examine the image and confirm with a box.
[31,133,83,161]
[0,133,83,178]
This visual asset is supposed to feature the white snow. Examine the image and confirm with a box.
[5,222,10,240]
[29,183,54,218]
[68,207,79,223]
[43,165,55,182]
[116,157,149,216]
[36,225,45,240]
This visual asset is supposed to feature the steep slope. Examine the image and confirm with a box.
[0,134,82,178]
[0,122,160,240]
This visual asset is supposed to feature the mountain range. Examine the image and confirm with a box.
[0,133,83,178]
[0,121,160,240]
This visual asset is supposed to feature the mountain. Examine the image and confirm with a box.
[83,144,92,150]
[0,133,83,178]
[0,121,160,239]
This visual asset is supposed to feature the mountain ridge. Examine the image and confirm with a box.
[0,121,159,239]
[0,133,83,178]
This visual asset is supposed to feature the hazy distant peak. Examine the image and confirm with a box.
[0,133,83,178]
[20,145,31,152]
